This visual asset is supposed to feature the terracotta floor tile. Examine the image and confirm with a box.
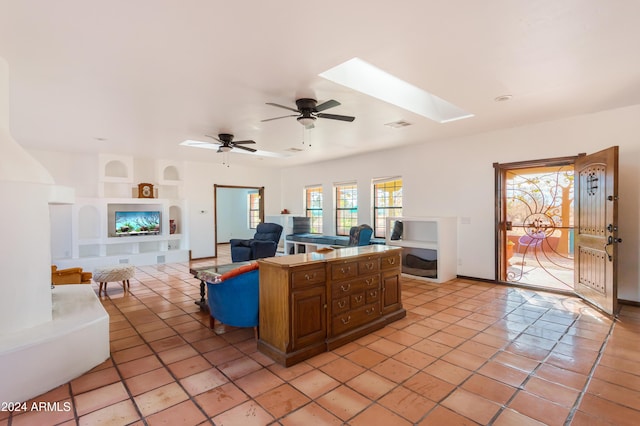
[404,372,456,403]
[203,345,244,366]
[424,359,472,385]
[578,393,640,426]
[268,361,314,382]
[442,388,501,424]
[534,363,588,390]
[316,385,372,421]
[190,335,229,354]
[117,354,164,379]
[392,347,437,370]
[217,356,262,380]
[70,367,120,395]
[212,400,274,426]
[378,385,437,423]
[145,400,207,426]
[254,383,310,418]
[494,350,540,373]
[442,349,487,371]
[546,349,599,375]
[77,399,140,426]
[478,361,528,388]
[125,367,175,396]
[593,364,640,392]
[366,337,406,357]
[349,402,413,426]
[345,346,388,368]
[461,374,516,405]
[111,344,153,364]
[508,391,570,426]
[157,344,199,364]
[148,335,187,353]
[412,339,453,358]
[319,357,366,383]
[140,327,177,342]
[9,398,75,426]
[416,405,479,425]
[346,371,396,400]
[133,382,189,417]
[370,358,417,383]
[74,382,130,417]
[279,402,343,425]
[587,377,640,411]
[179,368,228,396]
[233,368,284,398]
[457,340,499,359]
[402,323,438,338]
[524,376,580,407]
[428,331,468,348]
[167,355,211,379]
[493,408,546,426]
[290,369,341,399]
[194,382,249,418]
[599,353,640,376]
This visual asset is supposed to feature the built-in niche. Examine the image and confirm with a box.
[104,160,129,179]
[78,205,100,239]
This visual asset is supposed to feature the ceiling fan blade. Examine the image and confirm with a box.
[234,145,257,152]
[315,99,340,112]
[232,140,256,145]
[204,134,224,143]
[317,113,355,122]
[261,114,298,122]
[266,102,300,113]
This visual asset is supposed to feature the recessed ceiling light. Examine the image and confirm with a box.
[319,57,473,123]
[94,137,107,141]
[494,94,513,102]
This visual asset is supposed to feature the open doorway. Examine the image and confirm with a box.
[495,147,620,316]
[214,185,264,247]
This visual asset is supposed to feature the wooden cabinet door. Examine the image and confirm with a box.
[291,285,326,351]
[381,270,401,315]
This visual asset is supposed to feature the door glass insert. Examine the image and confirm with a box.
[504,165,575,291]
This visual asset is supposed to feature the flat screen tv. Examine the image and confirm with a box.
[115,211,161,236]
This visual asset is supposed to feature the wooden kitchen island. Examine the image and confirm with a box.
[257,245,405,367]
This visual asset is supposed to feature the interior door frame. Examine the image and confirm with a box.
[214,184,265,252]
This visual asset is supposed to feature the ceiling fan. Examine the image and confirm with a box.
[204,133,257,153]
[262,98,355,129]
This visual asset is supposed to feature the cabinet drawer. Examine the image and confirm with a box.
[332,303,380,335]
[351,292,366,308]
[332,296,350,314]
[362,275,379,289]
[291,267,326,289]
[365,288,380,304]
[358,258,379,274]
[330,261,358,280]
[380,253,401,270]
[331,279,364,297]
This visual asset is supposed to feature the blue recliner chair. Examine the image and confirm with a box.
[230,223,283,262]
[206,263,259,337]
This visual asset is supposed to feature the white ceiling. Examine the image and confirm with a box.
[2,0,640,168]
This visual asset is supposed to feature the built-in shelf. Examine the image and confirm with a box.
[386,216,457,283]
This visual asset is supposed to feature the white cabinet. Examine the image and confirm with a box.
[385,216,457,283]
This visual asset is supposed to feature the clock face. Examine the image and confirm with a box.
[142,186,151,197]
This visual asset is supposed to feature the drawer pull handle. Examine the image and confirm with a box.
[388,258,396,265]
[340,266,351,274]
[304,273,316,280]
[341,284,351,292]
[365,278,375,285]
[338,300,346,308]
[366,307,376,315]
[355,295,363,302]
[341,316,351,324]
[370,291,377,297]
[365,262,373,270]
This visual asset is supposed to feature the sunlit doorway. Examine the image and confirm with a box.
[497,160,576,292]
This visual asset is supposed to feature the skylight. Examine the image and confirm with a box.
[319,58,473,123]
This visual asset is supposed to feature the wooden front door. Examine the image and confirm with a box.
[574,146,620,316]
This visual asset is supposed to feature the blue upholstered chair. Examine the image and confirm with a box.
[348,224,373,246]
[206,263,259,337]
[230,223,283,262]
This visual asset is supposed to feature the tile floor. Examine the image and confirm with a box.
[2,245,640,425]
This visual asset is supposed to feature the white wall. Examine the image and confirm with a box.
[280,104,640,302]
[216,187,257,243]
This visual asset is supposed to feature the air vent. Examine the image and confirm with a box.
[384,120,412,128]
[285,147,305,152]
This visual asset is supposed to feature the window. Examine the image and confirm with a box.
[248,192,261,229]
[335,183,358,235]
[305,186,323,234]
[373,178,403,238]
